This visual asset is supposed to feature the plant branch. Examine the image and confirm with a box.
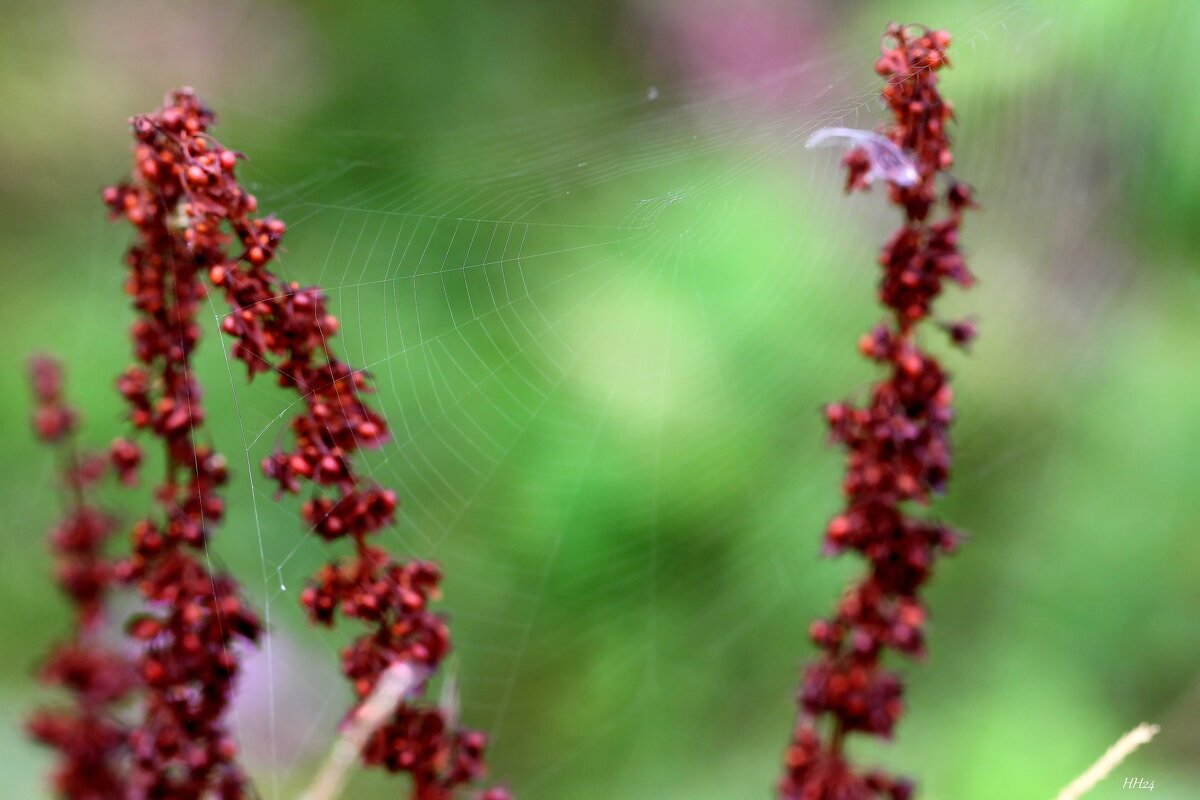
[1053,722,1160,800]
[299,661,422,800]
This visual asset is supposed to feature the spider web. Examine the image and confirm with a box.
[153,1,1149,797]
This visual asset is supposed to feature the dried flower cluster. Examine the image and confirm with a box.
[104,90,263,798]
[780,25,976,799]
[26,357,137,800]
[29,88,506,800]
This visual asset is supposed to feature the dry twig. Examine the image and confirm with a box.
[1053,722,1160,800]
[299,661,421,800]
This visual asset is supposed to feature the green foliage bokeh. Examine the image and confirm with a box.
[1,1,1197,798]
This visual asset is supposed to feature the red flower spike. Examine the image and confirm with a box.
[26,358,137,798]
[779,25,975,799]
[98,88,503,798]
[34,86,509,800]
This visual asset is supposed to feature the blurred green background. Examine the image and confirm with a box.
[2,1,1198,798]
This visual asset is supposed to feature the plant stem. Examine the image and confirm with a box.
[1053,723,1160,800]
[298,661,421,800]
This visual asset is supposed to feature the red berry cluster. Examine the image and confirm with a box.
[101,89,264,798]
[108,88,507,800]
[26,357,138,800]
[780,25,976,800]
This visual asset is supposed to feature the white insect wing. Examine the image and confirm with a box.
[805,127,920,187]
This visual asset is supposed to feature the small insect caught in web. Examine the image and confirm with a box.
[805,127,920,187]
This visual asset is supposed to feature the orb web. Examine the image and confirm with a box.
[108,1,1149,796]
